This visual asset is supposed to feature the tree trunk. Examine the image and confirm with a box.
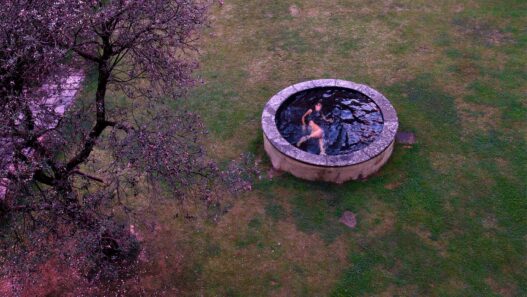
[65,60,110,172]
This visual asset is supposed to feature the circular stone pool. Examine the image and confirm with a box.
[262,79,398,183]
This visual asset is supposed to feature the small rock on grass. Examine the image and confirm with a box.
[395,131,416,145]
[339,211,357,229]
[289,5,300,17]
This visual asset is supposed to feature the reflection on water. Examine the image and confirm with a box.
[276,87,384,155]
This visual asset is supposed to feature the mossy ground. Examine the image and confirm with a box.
[101,0,526,296]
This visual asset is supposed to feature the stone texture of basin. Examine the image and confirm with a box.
[262,79,398,183]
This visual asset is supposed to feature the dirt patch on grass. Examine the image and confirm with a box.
[430,152,467,174]
[302,1,335,18]
[406,225,449,257]
[384,180,403,190]
[373,284,419,297]
[441,74,470,97]
[484,29,514,46]
[246,54,274,85]
[276,221,348,264]
[454,18,514,46]
[215,195,266,234]
[16,258,86,296]
[305,7,320,17]
[481,214,499,230]
[361,200,396,238]
[486,276,517,297]
[124,200,208,294]
[452,59,482,81]
[203,194,350,296]
[271,221,349,295]
[456,98,501,135]
[494,157,514,178]
[133,253,186,294]
[217,3,235,18]
[451,3,465,13]
[431,278,469,295]
[269,187,297,213]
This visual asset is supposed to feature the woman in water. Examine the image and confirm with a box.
[297,101,333,155]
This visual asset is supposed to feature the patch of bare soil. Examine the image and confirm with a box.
[361,200,396,238]
[406,225,449,257]
[452,4,465,13]
[218,3,235,18]
[429,152,467,174]
[373,284,419,297]
[124,200,211,295]
[302,1,332,17]
[215,195,265,233]
[455,20,514,46]
[277,221,348,264]
[456,98,501,135]
[306,7,319,17]
[485,29,514,46]
[246,54,274,85]
[441,75,470,97]
[273,221,349,294]
[383,0,410,13]
[481,214,499,230]
[205,195,350,296]
[486,276,518,297]
[384,173,406,191]
[271,187,297,214]
[384,180,403,190]
[16,258,88,297]
[494,157,515,179]
[454,60,482,81]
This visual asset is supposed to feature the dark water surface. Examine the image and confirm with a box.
[276,87,384,155]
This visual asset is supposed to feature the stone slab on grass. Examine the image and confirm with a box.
[339,211,357,229]
[395,131,416,144]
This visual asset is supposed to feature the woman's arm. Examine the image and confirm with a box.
[322,114,334,123]
[301,109,312,126]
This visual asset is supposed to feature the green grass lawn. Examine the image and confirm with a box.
[118,0,526,296]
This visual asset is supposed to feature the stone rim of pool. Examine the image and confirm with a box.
[262,79,398,183]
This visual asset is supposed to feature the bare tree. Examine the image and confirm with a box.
[0,0,227,292]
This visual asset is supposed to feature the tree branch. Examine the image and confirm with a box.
[65,120,110,172]
[106,121,134,133]
[72,48,101,63]
[72,170,105,183]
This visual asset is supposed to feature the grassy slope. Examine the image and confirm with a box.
[119,0,526,296]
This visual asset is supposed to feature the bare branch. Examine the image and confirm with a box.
[72,170,105,184]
